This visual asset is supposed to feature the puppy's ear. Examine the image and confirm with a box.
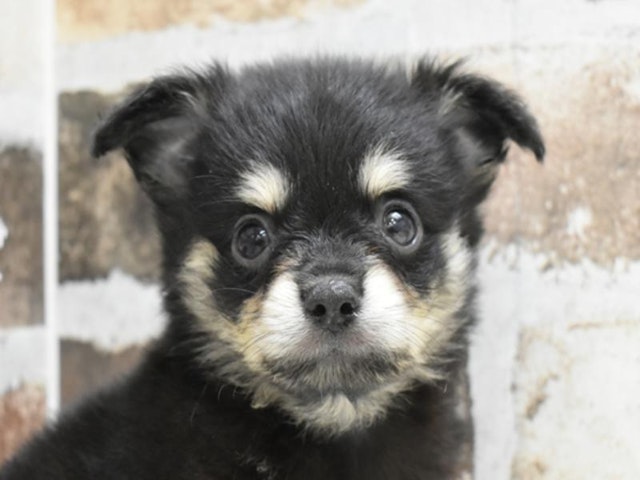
[92,67,226,204]
[412,60,545,203]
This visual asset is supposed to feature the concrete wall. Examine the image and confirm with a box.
[1,0,639,477]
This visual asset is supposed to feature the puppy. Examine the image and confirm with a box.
[0,57,543,479]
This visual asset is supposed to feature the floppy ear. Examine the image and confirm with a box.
[92,67,227,205]
[412,60,545,203]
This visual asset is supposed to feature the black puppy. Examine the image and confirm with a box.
[1,57,543,479]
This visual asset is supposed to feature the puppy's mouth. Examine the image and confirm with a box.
[262,349,406,399]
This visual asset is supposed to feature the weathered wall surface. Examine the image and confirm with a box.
[0,0,47,465]
[1,0,639,477]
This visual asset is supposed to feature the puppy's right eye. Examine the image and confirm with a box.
[232,215,272,267]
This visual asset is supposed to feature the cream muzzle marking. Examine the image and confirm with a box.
[178,224,473,435]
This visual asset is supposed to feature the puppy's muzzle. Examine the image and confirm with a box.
[301,275,361,333]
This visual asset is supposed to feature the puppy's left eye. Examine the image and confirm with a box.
[232,215,272,267]
[379,200,423,252]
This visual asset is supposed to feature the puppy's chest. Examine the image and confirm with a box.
[229,439,440,480]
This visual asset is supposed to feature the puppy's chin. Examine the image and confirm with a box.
[262,347,406,399]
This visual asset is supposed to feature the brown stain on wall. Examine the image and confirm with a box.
[0,385,45,465]
[483,56,640,265]
[57,0,365,43]
[511,457,548,480]
[0,147,43,326]
[61,339,145,407]
[59,91,161,282]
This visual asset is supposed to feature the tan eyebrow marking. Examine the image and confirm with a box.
[358,146,411,199]
[236,163,290,213]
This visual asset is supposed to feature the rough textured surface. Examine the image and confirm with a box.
[471,247,640,480]
[0,147,43,327]
[483,52,640,266]
[57,0,364,42]
[0,384,45,465]
[60,339,144,407]
[512,320,640,479]
[59,91,160,282]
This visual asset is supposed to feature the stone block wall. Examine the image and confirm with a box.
[1,0,639,477]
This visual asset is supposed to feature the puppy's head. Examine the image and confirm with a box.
[93,58,543,435]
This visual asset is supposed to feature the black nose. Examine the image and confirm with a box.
[302,276,361,333]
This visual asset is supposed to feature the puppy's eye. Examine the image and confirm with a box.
[384,210,416,245]
[379,200,423,252]
[232,215,272,267]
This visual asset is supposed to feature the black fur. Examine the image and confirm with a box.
[1,57,543,479]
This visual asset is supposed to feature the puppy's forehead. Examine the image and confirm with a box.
[231,146,411,215]
[217,63,442,213]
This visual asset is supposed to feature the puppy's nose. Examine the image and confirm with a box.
[302,276,361,333]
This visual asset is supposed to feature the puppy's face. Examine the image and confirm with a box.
[181,147,472,433]
[93,59,543,435]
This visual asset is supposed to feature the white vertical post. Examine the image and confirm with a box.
[43,0,60,417]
